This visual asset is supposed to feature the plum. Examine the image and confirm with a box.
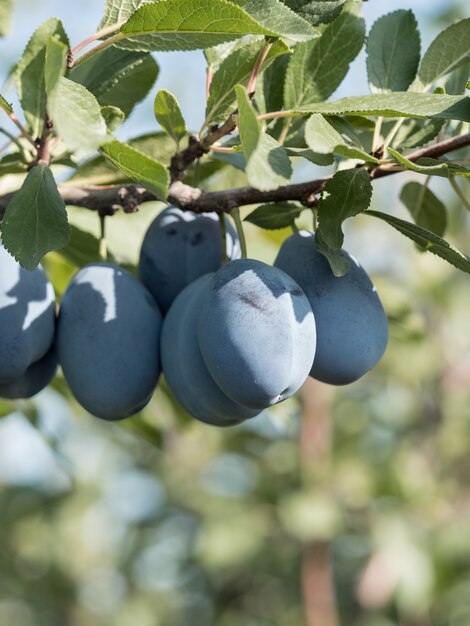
[274,231,388,385]
[139,207,240,313]
[0,244,56,383]
[161,274,260,426]
[57,263,162,420]
[197,259,316,409]
[0,347,58,399]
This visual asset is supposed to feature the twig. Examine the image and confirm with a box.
[70,23,122,60]
[246,40,273,95]
[72,32,126,68]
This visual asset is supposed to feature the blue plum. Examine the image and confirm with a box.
[161,274,260,426]
[0,244,56,383]
[197,259,316,409]
[57,263,162,420]
[0,347,57,399]
[274,231,388,385]
[139,207,240,313]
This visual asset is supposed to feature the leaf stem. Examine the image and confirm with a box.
[70,23,122,58]
[231,207,247,258]
[449,176,470,212]
[99,213,108,260]
[372,116,383,153]
[219,213,228,264]
[257,110,296,121]
[246,40,273,95]
[383,118,405,154]
[73,32,126,68]
[7,113,35,147]
[0,128,31,161]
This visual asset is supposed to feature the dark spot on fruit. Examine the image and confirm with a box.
[166,228,177,236]
[190,232,204,246]
[239,292,265,312]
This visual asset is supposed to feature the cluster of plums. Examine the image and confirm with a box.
[0,206,388,426]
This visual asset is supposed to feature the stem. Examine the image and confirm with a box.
[231,207,247,258]
[99,213,107,261]
[382,118,405,154]
[0,128,31,161]
[291,221,299,234]
[219,213,228,264]
[206,67,214,102]
[278,120,291,146]
[246,40,273,95]
[258,110,296,121]
[73,32,126,68]
[211,145,239,153]
[372,116,383,153]
[450,176,470,212]
[70,23,122,58]
[8,113,35,147]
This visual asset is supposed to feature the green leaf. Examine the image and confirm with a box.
[256,54,290,115]
[282,0,347,26]
[205,38,290,125]
[101,105,126,131]
[99,0,153,29]
[446,61,470,96]
[400,181,446,237]
[317,168,372,249]
[48,78,109,154]
[417,18,470,89]
[285,146,333,166]
[367,210,470,274]
[16,19,69,137]
[44,37,68,94]
[0,0,12,37]
[1,165,70,270]
[0,94,13,115]
[296,93,470,122]
[119,0,278,52]
[204,39,247,67]
[242,0,318,42]
[398,119,445,150]
[245,202,303,229]
[100,139,170,199]
[305,114,380,163]
[315,230,351,276]
[154,89,187,147]
[366,10,420,93]
[388,148,470,178]
[236,84,292,191]
[0,153,28,176]
[284,1,365,109]
[69,46,159,117]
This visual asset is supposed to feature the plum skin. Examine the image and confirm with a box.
[138,206,240,313]
[274,231,389,385]
[56,263,162,421]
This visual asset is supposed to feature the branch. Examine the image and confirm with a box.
[0,133,469,220]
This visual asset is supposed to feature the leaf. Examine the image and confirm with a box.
[1,165,70,270]
[446,61,470,95]
[204,39,247,67]
[0,94,13,114]
[315,230,351,276]
[398,119,445,150]
[236,85,292,191]
[0,153,28,176]
[0,0,12,36]
[16,19,69,137]
[417,18,470,89]
[154,89,187,146]
[282,0,347,26]
[205,38,290,125]
[101,105,126,131]
[285,146,333,166]
[119,0,278,52]
[242,0,318,42]
[388,148,470,178]
[69,46,159,117]
[317,168,372,249]
[296,93,470,122]
[400,181,446,237]
[100,139,170,199]
[284,1,365,110]
[367,210,470,274]
[366,10,420,93]
[44,37,68,94]
[48,78,109,154]
[256,54,290,115]
[99,0,153,29]
[305,114,380,163]
[245,202,303,229]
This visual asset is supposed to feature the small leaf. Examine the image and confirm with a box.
[245,202,303,229]
[0,0,12,37]
[48,78,109,154]
[366,10,420,93]
[0,94,13,114]
[282,0,347,26]
[418,18,470,89]
[388,148,469,178]
[154,89,187,146]
[285,146,333,166]
[99,0,153,29]
[44,37,68,94]
[242,0,318,42]
[296,93,470,122]
[315,230,351,277]
[100,139,169,199]
[236,84,292,191]
[318,168,372,249]
[1,165,70,270]
[400,181,446,237]
[367,210,470,274]
[69,46,159,117]
[101,105,126,131]
[284,1,365,109]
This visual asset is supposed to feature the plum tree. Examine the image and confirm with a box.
[139,207,240,313]
[274,231,389,385]
[56,263,162,420]
[197,259,317,409]
[0,245,56,386]
[161,274,260,426]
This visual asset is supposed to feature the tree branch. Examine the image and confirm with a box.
[0,133,469,220]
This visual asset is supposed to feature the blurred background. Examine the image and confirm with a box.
[0,1,470,625]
